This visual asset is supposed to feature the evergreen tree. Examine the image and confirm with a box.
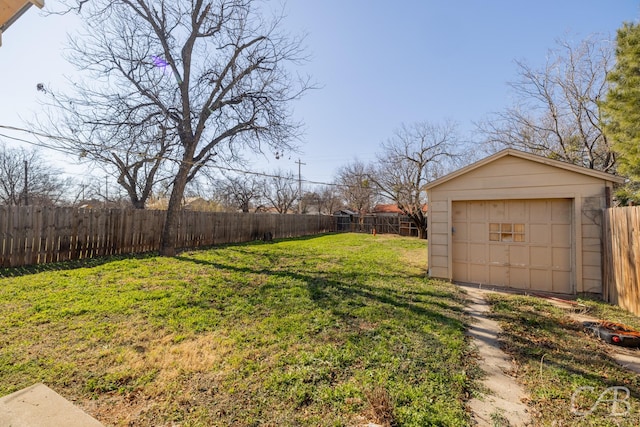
[601,22,640,200]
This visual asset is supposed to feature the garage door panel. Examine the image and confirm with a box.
[552,247,571,270]
[465,264,487,284]
[469,201,487,219]
[509,200,527,221]
[551,224,571,246]
[489,245,507,264]
[551,200,571,222]
[509,268,528,289]
[452,262,468,282]
[531,269,552,291]
[452,243,467,262]
[530,246,551,268]
[469,222,486,242]
[452,222,467,241]
[530,224,549,244]
[489,201,506,221]
[469,243,487,263]
[489,265,507,286]
[529,201,549,222]
[452,203,467,221]
[509,246,529,267]
[552,271,571,293]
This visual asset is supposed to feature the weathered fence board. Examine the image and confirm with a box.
[334,214,420,237]
[603,206,640,316]
[0,207,335,269]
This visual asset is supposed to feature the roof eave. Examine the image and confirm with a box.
[0,1,45,46]
[424,149,626,191]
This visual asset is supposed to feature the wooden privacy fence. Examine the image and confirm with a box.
[335,214,420,237]
[603,206,640,316]
[0,206,336,268]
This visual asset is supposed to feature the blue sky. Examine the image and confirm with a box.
[1,1,639,189]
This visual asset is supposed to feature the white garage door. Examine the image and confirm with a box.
[452,199,573,294]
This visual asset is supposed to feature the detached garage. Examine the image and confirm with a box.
[425,149,624,295]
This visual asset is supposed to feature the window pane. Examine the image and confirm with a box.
[501,233,513,242]
[489,233,500,241]
[489,223,500,232]
[514,234,525,242]
[501,223,512,232]
[514,223,525,233]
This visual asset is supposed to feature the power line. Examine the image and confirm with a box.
[0,132,80,156]
[0,124,349,189]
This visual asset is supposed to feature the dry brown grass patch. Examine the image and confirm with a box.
[364,386,397,427]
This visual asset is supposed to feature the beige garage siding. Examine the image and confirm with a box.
[451,199,573,293]
[425,149,624,295]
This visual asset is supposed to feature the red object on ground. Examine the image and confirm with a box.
[600,321,640,338]
[584,321,640,347]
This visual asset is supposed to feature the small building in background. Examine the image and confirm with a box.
[372,204,404,216]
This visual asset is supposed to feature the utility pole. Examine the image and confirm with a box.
[295,158,306,214]
[23,160,28,206]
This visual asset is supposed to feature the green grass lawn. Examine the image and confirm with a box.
[486,293,640,426]
[0,233,475,426]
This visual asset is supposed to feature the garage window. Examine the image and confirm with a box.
[489,223,525,242]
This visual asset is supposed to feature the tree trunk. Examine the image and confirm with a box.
[417,226,427,240]
[408,213,428,239]
[159,163,191,256]
[132,198,146,209]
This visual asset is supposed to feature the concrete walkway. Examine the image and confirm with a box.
[0,383,103,427]
[464,286,532,426]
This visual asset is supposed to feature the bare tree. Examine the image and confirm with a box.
[335,160,378,214]
[369,121,460,239]
[477,36,615,172]
[298,186,342,215]
[0,143,71,206]
[318,185,344,215]
[35,95,179,209]
[212,174,262,212]
[298,191,317,214]
[48,0,310,255]
[261,169,297,214]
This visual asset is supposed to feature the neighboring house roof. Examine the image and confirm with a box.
[424,148,625,190]
[333,209,357,216]
[373,204,403,214]
[257,206,292,214]
[0,0,44,46]
[373,204,428,214]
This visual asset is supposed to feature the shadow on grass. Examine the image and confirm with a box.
[174,254,467,334]
[0,233,339,279]
[0,252,160,278]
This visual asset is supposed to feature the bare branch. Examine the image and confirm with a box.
[478,35,615,172]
